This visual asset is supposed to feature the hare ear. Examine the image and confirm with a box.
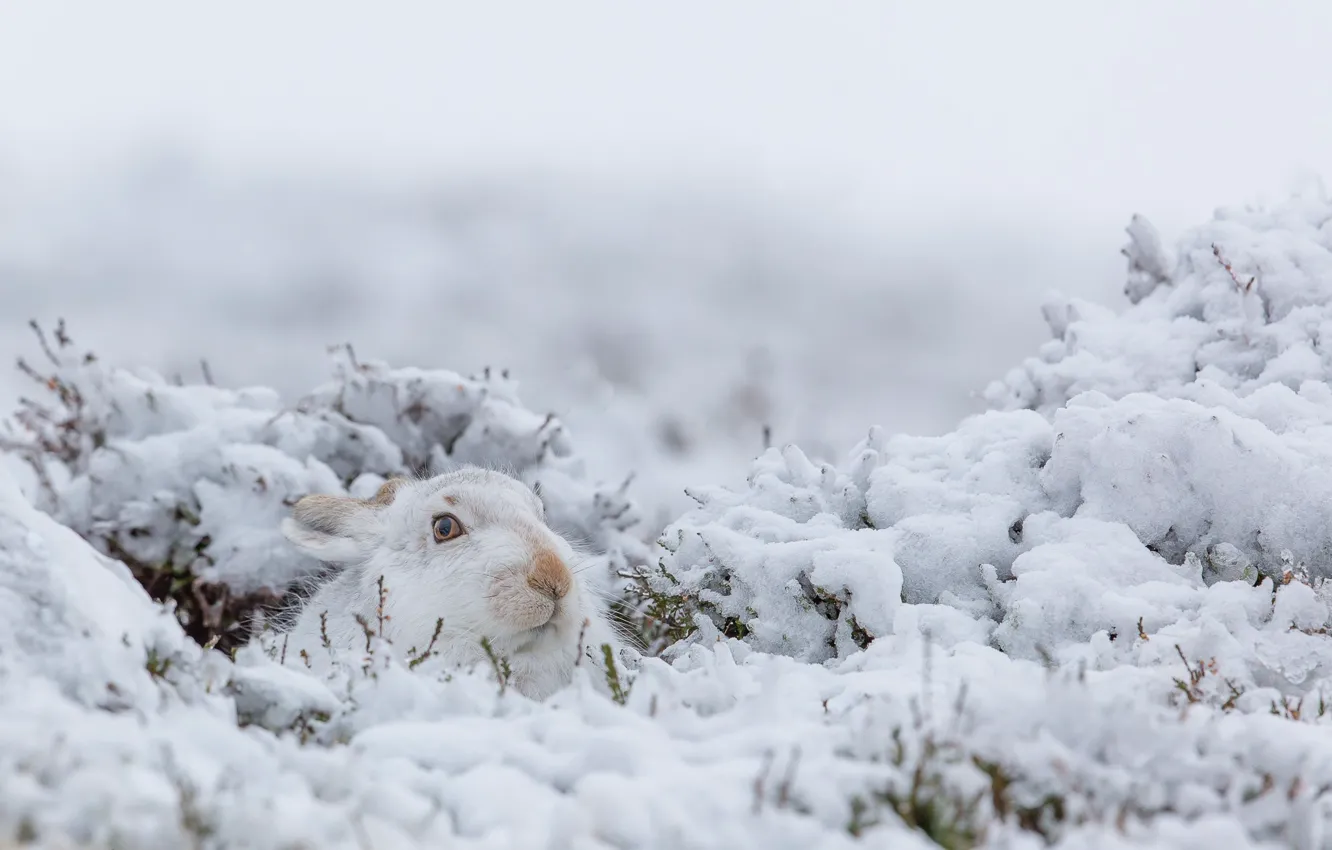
[371,477,409,506]
[281,495,381,564]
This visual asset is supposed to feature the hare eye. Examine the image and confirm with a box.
[432,513,465,542]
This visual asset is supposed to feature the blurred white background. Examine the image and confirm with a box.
[4,0,1332,518]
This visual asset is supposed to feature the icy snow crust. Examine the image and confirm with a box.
[7,195,1332,846]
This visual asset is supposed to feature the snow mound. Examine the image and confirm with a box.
[654,192,1332,664]
[4,463,1331,849]
[988,190,1332,413]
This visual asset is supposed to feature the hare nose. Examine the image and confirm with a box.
[527,548,572,600]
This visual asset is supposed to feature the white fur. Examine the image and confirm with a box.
[276,467,626,699]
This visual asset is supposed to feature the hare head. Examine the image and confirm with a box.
[281,467,605,668]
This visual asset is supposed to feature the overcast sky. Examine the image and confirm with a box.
[4,1,1332,239]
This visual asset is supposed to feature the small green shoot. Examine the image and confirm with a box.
[480,637,512,695]
[601,643,629,705]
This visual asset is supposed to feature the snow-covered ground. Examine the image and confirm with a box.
[6,180,1332,848]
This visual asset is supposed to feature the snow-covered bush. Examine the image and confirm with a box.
[988,192,1332,413]
[2,329,650,649]
[649,189,1332,673]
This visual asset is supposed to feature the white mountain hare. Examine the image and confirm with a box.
[276,466,629,699]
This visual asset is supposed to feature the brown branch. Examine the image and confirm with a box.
[1212,244,1256,294]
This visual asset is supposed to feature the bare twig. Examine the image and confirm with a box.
[408,617,445,670]
[752,750,775,814]
[28,320,61,367]
[375,575,389,635]
[480,637,512,694]
[776,747,802,809]
[1212,244,1256,294]
[574,617,590,667]
[53,318,71,348]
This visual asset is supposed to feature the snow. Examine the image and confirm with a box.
[9,189,1332,846]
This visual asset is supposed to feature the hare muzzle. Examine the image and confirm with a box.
[485,541,576,634]
[527,549,572,601]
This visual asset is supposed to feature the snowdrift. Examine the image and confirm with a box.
[7,190,1332,848]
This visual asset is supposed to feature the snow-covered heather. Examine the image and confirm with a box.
[8,188,1332,848]
[0,338,651,651]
